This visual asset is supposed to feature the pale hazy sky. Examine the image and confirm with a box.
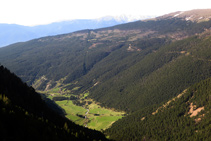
[0,0,210,26]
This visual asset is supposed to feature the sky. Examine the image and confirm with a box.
[0,0,210,26]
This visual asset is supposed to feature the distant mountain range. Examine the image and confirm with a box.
[0,15,155,47]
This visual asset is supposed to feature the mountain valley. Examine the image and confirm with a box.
[0,9,211,140]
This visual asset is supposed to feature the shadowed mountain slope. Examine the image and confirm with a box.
[0,65,107,140]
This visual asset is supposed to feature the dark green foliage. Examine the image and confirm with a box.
[73,100,86,107]
[70,95,78,100]
[0,65,107,140]
[53,96,69,101]
[41,94,67,116]
[90,35,211,112]
[105,77,211,140]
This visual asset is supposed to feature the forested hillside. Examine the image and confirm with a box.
[0,9,211,140]
[90,33,211,112]
[105,77,211,140]
[0,65,107,140]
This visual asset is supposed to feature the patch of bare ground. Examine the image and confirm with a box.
[188,103,204,118]
[97,29,152,41]
[127,31,155,41]
[44,84,50,91]
[195,114,205,123]
[166,51,190,56]
[141,117,145,121]
[50,33,88,41]
[127,44,141,52]
[93,81,99,86]
[168,31,189,41]
[88,43,103,49]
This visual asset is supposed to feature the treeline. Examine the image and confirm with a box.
[0,65,107,140]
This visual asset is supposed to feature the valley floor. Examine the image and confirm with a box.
[39,86,125,131]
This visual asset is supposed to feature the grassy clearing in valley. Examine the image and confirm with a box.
[55,99,124,130]
[56,100,86,125]
[88,116,123,130]
[86,101,124,130]
[41,85,125,131]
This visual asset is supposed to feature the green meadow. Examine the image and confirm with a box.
[42,86,125,131]
[86,102,123,130]
[56,100,87,125]
[56,99,124,130]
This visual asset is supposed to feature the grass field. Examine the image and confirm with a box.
[55,99,124,130]
[88,116,123,130]
[86,101,123,130]
[56,100,87,125]
[41,85,125,131]
[81,92,89,99]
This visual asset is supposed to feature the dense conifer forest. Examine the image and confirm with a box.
[105,77,211,140]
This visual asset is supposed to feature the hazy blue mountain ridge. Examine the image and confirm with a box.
[0,15,154,47]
